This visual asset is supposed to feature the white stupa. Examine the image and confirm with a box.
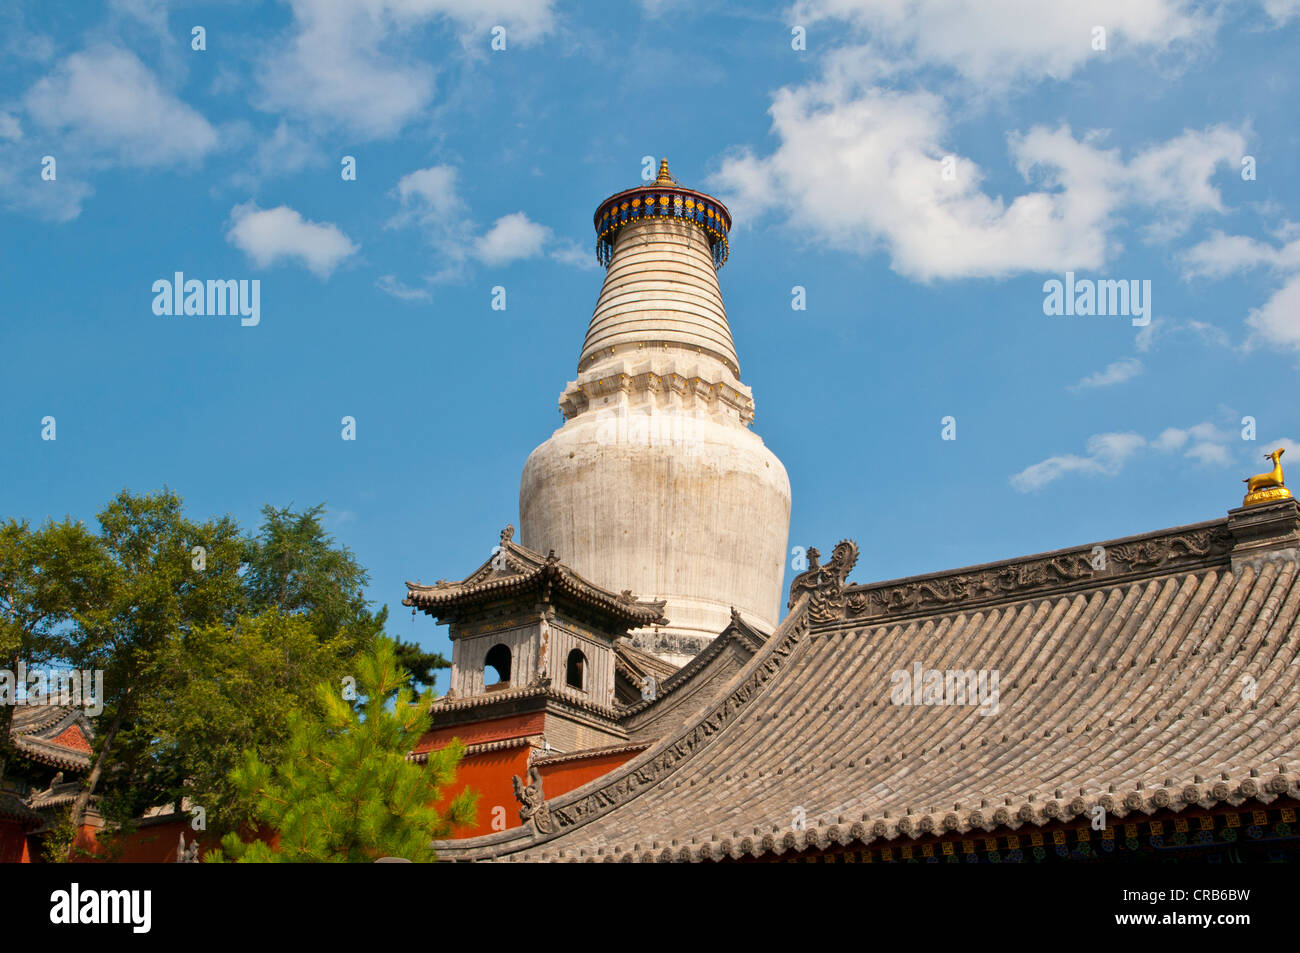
[519,159,791,666]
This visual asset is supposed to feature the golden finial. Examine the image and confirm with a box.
[1242,447,1291,506]
[654,158,674,186]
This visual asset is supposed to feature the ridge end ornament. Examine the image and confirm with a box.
[512,763,554,836]
[1243,448,1291,506]
[787,539,859,622]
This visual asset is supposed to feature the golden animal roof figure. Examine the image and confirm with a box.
[1243,447,1290,506]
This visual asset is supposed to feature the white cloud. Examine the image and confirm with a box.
[0,149,93,222]
[550,238,598,270]
[1135,317,1231,353]
[1262,0,1300,23]
[254,121,320,177]
[109,0,171,34]
[474,212,550,265]
[1257,437,1300,465]
[1012,420,1236,491]
[258,0,556,139]
[1245,273,1300,352]
[0,112,21,141]
[388,165,586,277]
[1153,427,1189,452]
[387,164,476,279]
[375,274,432,301]
[1182,229,1300,279]
[712,78,1243,280]
[226,202,358,277]
[1154,421,1232,460]
[1010,432,1146,492]
[1154,422,1234,465]
[1183,229,1300,353]
[1184,441,1232,466]
[24,45,217,167]
[792,0,1214,87]
[1071,358,1143,390]
[393,165,466,223]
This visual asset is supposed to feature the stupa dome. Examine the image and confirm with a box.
[519,160,791,665]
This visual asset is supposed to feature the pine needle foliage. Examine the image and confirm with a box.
[208,638,475,862]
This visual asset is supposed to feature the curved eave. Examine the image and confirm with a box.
[12,737,92,771]
[405,564,667,627]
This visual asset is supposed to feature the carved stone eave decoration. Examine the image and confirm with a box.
[176,832,201,863]
[787,540,859,623]
[841,523,1234,624]
[512,764,554,836]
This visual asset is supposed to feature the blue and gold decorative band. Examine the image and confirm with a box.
[594,187,731,269]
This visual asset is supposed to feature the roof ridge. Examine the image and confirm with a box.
[836,520,1235,626]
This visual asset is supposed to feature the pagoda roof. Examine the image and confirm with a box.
[0,791,43,829]
[434,507,1300,862]
[10,704,95,772]
[403,527,668,630]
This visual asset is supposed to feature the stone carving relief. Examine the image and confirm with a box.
[512,764,554,835]
[787,540,859,623]
[844,527,1232,621]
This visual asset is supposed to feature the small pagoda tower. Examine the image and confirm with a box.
[404,527,668,751]
[519,159,791,665]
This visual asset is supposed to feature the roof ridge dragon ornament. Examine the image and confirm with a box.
[788,539,859,623]
[512,763,554,836]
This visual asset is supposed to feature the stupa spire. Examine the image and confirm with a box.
[576,159,744,416]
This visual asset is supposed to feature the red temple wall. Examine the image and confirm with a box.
[0,819,30,863]
[436,743,642,840]
[539,750,643,798]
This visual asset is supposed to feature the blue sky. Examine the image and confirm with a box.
[3,1,1298,684]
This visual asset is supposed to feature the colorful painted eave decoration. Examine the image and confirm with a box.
[594,187,731,269]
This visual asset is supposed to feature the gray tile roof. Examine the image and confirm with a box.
[435,507,1300,862]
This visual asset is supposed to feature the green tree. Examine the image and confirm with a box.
[243,504,447,688]
[0,517,113,760]
[245,504,367,637]
[137,610,356,832]
[208,638,475,862]
[4,490,452,852]
[63,489,246,832]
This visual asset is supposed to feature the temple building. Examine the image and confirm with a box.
[407,161,1300,862]
[0,706,94,862]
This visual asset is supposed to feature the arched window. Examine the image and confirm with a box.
[565,649,586,691]
[484,644,511,690]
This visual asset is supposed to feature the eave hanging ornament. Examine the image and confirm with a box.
[1242,448,1291,506]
